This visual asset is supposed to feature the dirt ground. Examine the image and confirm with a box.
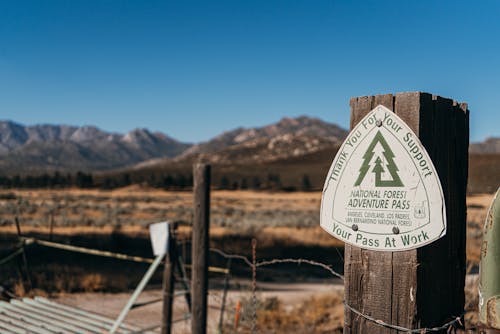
[53,274,479,333]
[56,281,344,333]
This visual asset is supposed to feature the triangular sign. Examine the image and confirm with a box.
[320,105,446,251]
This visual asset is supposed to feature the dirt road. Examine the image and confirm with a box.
[56,280,344,333]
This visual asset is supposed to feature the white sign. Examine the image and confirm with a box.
[149,222,170,256]
[320,105,446,251]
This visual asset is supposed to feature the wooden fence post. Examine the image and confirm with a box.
[15,216,33,292]
[192,163,211,334]
[344,92,468,333]
[161,223,177,334]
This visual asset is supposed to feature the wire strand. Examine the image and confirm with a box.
[209,246,467,334]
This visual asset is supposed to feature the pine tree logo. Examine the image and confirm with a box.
[354,131,404,187]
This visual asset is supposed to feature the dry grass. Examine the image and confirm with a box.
[257,294,344,333]
[0,188,321,230]
[0,188,493,268]
[0,188,491,262]
[228,291,344,334]
[0,188,495,331]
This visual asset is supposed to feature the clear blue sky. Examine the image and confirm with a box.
[0,0,498,143]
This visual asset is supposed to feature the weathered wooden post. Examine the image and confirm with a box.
[15,217,33,292]
[161,223,177,334]
[321,93,468,333]
[192,163,211,334]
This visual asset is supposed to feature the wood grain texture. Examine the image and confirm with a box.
[344,92,468,334]
[191,164,211,334]
[161,225,176,334]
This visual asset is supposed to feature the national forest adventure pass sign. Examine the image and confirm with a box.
[320,105,446,251]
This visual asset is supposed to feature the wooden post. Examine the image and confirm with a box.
[344,93,468,333]
[161,223,177,334]
[15,216,33,292]
[192,163,211,334]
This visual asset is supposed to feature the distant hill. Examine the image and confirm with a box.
[128,116,348,170]
[0,116,348,174]
[470,137,500,154]
[0,121,191,173]
[116,133,500,194]
[117,116,347,191]
[113,147,499,194]
[180,116,347,159]
[0,118,498,194]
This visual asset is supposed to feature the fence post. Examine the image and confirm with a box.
[192,163,211,334]
[161,223,177,334]
[15,216,33,292]
[344,93,468,333]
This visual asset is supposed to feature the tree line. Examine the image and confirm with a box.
[0,172,93,189]
[0,171,315,191]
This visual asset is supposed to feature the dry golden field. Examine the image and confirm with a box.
[0,186,323,229]
[0,187,491,259]
[0,188,495,332]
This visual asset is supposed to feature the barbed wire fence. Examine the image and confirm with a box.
[206,240,467,334]
[0,229,473,334]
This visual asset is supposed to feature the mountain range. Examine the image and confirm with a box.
[0,117,348,174]
[0,121,189,173]
[0,118,497,175]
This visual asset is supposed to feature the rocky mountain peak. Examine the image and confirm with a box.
[0,122,191,173]
[0,115,352,174]
[177,115,348,161]
[69,126,108,142]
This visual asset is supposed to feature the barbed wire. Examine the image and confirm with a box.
[0,237,230,273]
[209,247,253,267]
[210,248,344,280]
[1,232,468,333]
[256,258,344,280]
[344,302,464,333]
[209,246,466,334]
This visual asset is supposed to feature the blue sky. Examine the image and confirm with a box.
[0,0,498,143]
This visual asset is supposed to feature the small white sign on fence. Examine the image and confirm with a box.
[320,105,446,251]
[149,222,170,256]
